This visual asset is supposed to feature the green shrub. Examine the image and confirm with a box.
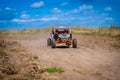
[45,67,64,73]
[33,55,38,60]
[24,72,35,77]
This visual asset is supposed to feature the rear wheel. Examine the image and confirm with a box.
[72,38,77,48]
[51,39,56,48]
[47,38,51,46]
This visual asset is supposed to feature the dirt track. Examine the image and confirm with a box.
[1,33,120,80]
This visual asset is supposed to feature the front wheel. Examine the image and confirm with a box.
[47,38,51,46]
[51,39,56,48]
[72,38,77,48]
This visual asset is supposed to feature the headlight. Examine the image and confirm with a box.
[66,34,70,38]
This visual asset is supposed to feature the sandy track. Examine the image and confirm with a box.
[1,33,120,80]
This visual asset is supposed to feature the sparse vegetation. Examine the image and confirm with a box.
[0,26,119,38]
[24,72,35,77]
[73,69,87,75]
[33,55,38,60]
[20,28,41,35]
[92,71,102,76]
[0,28,42,35]
[45,67,64,73]
[72,26,120,38]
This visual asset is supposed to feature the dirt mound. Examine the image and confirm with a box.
[0,40,59,80]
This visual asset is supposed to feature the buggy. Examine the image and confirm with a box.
[47,26,77,48]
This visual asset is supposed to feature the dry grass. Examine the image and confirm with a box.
[72,26,120,37]
[0,27,120,43]
[0,26,119,37]
[45,67,64,73]
[0,29,41,35]
[0,27,52,35]
[71,26,120,41]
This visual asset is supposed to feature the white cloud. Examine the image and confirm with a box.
[61,2,68,6]
[52,8,61,13]
[41,17,58,21]
[104,6,112,11]
[61,12,70,16]
[105,17,112,20]
[12,18,28,22]
[79,5,93,11]
[20,13,30,19]
[5,7,11,10]
[71,9,79,13]
[30,1,44,8]
[79,17,92,20]
[12,18,39,22]
[71,5,93,13]
[11,17,58,23]
[4,7,16,11]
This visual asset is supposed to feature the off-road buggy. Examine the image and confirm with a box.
[47,26,77,48]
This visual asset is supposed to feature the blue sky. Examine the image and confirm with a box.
[0,0,120,30]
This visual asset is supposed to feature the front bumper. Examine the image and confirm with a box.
[56,38,72,45]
